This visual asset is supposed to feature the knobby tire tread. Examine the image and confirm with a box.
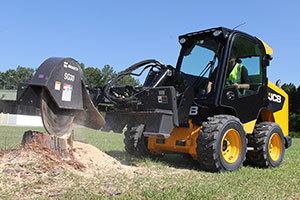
[245,122,284,168]
[124,125,161,158]
[196,115,246,172]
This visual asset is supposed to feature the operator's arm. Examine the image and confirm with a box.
[207,81,212,93]
[206,67,218,94]
[233,82,250,89]
[233,66,250,89]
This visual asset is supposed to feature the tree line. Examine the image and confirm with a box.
[0,66,35,90]
[0,65,299,133]
[281,83,300,134]
[79,63,140,88]
[0,63,139,90]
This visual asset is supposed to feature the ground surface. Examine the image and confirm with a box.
[0,126,299,199]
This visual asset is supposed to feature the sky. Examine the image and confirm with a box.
[1,0,300,86]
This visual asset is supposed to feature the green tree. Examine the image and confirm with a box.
[290,113,300,132]
[100,65,116,86]
[82,67,102,88]
[16,66,35,83]
[282,83,300,133]
[117,75,140,86]
[282,83,297,113]
[0,72,6,89]
[296,86,300,114]
[81,64,139,87]
[3,69,18,89]
[281,83,296,95]
[0,66,34,89]
[79,63,85,71]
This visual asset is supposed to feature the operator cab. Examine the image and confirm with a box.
[176,28,228,103]
[176,27,270,124]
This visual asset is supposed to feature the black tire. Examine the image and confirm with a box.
[124,125,137,155]
[124,124,162,158]
[196,115,247,172]
[245,122,285,168]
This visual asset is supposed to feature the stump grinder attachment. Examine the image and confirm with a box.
[17,57,105,138]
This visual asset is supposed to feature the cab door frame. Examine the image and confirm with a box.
[218,32,268,124]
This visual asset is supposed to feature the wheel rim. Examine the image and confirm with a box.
[268,133,282,161]
[221,129,241,164]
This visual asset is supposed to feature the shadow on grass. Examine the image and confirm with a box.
[105,150,200,170]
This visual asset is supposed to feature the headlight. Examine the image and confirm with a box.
[213,30,222,37]
[179,38,186,44]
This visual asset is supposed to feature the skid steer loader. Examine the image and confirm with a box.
[17,27,291,172]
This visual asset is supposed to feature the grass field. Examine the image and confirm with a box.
[0,126,300,199]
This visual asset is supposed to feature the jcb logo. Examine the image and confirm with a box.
[268,93,281,103]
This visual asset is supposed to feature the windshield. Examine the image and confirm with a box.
[180,38,221,78]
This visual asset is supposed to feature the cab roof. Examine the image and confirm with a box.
[179,27,273,55]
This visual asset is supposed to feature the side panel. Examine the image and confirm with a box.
[147,122,201,159]
[267,81,289,136]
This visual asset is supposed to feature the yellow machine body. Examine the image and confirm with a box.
[148,121,201,160]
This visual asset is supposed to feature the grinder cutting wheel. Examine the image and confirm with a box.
[40,88,75,138]
[18,57,105,138]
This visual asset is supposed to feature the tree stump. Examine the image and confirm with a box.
[21,130,74,157]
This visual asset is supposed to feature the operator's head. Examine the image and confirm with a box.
[228,50,237,70]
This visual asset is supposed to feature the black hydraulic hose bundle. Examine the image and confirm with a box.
[104,59,164,104]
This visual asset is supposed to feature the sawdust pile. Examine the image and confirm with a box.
[0,140,147,198]
[72,141,137,176]
[0,141,137,179]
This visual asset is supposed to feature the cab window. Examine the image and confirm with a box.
[227,35,264,97]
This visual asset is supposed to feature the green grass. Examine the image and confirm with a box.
[0,126,46,150]
[0,126,300,199]
[290,131,300,138]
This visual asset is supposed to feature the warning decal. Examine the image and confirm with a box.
[62,84,73,102]
[55,81,61,91]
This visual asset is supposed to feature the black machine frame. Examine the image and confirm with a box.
[100,27,271,136]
